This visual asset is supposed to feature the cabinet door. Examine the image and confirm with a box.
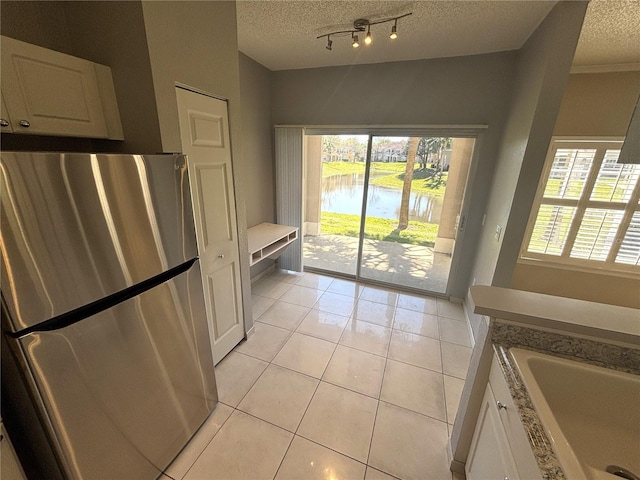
[1,36,107,138]
[466,384,519,480]
[1,91,13,132]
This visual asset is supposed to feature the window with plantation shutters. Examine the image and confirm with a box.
[522,139,640,273]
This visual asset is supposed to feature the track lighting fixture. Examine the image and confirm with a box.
[390,21,398,40]
[364,26,372,45]
[317,12,411,51]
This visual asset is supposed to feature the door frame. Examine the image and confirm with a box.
[299,125,487,297]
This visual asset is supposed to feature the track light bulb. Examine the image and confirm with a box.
[365,27,372,45]
[390,23,398,40]
[352,35,360,48]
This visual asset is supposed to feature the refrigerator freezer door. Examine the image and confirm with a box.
[12,261,216,480]
[0,152,198,331]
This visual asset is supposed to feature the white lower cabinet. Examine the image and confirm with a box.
[466,383,519,480]
[466,354,542,480]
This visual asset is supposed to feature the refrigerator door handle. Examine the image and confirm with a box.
[6,259,197,339]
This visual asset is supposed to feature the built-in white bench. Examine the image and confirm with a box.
[247,222,298,266]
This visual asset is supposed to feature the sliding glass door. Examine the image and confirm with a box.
[302,132,475,295]
[302,134,368,276]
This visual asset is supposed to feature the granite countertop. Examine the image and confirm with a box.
[469,285,640,480]
[490,321,640,480]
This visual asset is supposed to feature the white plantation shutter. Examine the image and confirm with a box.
[527,205,576,255]
[522,140,640,273]
[590,151,638,202]
[616,211,640,266]
[570,209,625,261]
[544,148,594,199]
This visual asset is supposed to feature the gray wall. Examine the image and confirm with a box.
[1,0,254,331]
[270,52,518,298]
[0,1,92,152]
[1,1,162,154]
[239,53,277,279]
[467,1,587,338]
[483,1,588,290]
[1,1,72,53]
[139,0,252,331]
[451,0,588,468]
[64,1,163,154]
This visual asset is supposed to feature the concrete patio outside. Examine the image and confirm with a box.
[303,234,452,294]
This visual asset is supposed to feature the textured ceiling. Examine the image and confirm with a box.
[237,0,640,71]
[573,0,640,67]
[237,1,556,70]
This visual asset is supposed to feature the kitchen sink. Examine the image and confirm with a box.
[509,348,640,480]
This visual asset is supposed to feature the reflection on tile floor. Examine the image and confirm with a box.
[303,235,452,294]
[166,270,474,480]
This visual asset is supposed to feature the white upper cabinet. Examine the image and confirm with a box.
[1,36,123,140]
[1,90,13,133]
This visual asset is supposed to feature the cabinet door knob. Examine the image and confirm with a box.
[19,120,30,128]
[496,401,507,410]
[217,254,225,259]
[0,119,9,127]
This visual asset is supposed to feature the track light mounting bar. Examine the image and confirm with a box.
[317,12,412,50]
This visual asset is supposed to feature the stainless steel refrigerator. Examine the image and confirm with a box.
[1,152,218,480]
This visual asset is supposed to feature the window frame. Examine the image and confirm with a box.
[520,137,640,275]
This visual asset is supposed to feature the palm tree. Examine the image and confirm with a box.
[430,137,453,175]
[397,136,419,231]
[417,138,430,170]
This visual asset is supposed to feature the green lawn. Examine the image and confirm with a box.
[371,170,448,196]
[320,212,439,247]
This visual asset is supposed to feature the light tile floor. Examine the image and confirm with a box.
[166,270,473,480]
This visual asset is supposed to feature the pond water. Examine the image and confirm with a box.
[322,173,443,223]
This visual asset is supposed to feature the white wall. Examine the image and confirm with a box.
[554,71,640,137]
[511,70,640,308]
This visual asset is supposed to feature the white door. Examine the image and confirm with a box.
[176,87,245,365]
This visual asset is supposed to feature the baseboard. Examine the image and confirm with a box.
[251,264,277,284]
[245,325,255,340]
[449,457,466,475]
[462,300,476,347]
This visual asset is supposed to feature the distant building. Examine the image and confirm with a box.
[371,140,407,162]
